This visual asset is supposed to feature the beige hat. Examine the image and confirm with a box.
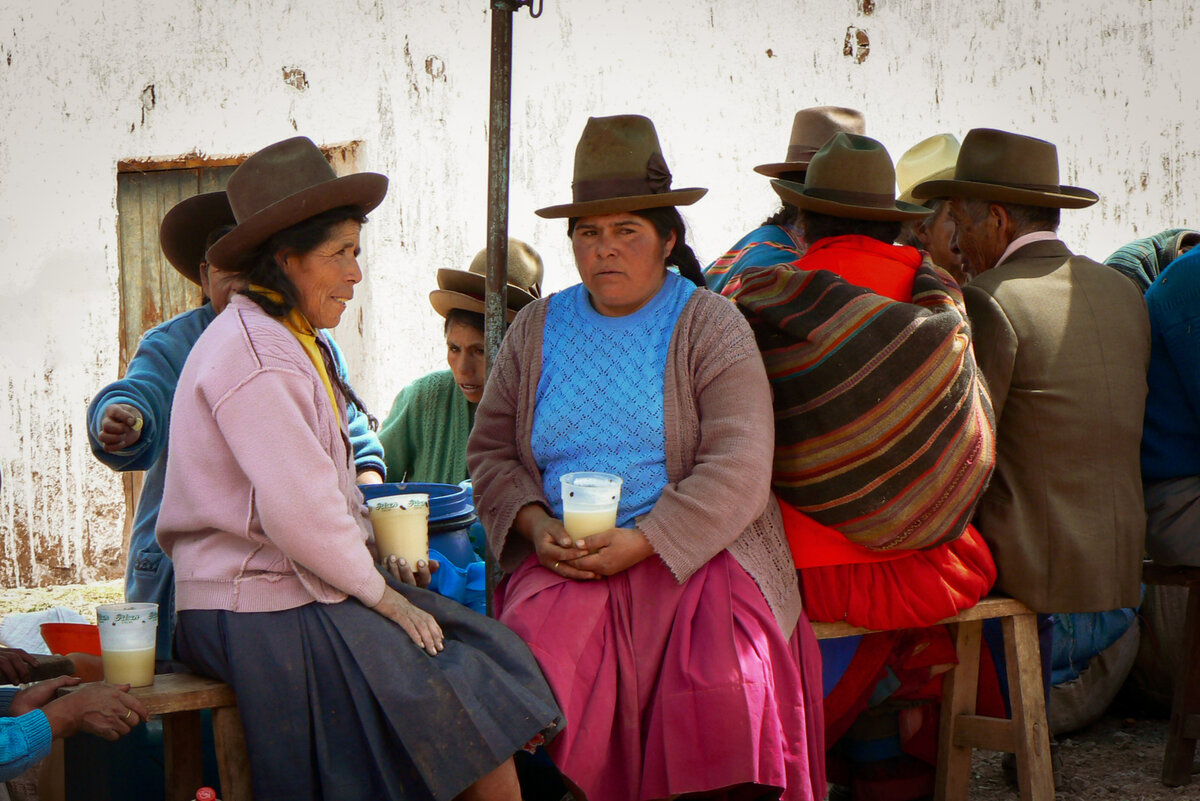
[754,106,866,179]
[911,128,1098,209]
[896,134,960,206]
[429,238,543,323]
[535,115,706,219]
[770,133,932,221]
[206,136,388,269]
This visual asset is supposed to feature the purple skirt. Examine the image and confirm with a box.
[497,550,826,801]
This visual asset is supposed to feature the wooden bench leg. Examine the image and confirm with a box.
[1003,614,1054,801]
[162,710,205,801]
[934,620,982,801]
[213,706,254,801]
[1163,584,1200,786]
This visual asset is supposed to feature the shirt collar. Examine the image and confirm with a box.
[995,231,1060,268]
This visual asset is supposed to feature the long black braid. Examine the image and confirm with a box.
[237,205,379,430]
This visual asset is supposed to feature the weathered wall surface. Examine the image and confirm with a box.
[0,0,1194,586]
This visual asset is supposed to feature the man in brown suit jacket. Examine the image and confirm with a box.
[913,128,1150,614]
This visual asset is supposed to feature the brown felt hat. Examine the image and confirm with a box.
[754,106,866,179]
[159,191,237,285]
[535,115,706,219]
[911,128,1098,209]
[429,238,543,323]
[770,133,932,221]
[206,136,388,269]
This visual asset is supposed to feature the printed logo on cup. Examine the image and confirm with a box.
[366,493,430,512]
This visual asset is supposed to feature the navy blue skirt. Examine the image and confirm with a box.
[176,574,562,801]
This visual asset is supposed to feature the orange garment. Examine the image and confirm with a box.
[793,234,920,301]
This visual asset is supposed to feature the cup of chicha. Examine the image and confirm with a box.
[368,493,430,566]
[560,472,623,539]
[96,602,158,687]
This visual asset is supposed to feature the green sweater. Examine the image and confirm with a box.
[378,370,473,484]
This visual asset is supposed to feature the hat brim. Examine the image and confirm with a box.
[771,179,932,221]
[429,289,526,323]
[535,187,706,219]
[898,165,957,206]
[159,192,237,285]
[753,160,813,178]
[206,173,388,269]
[435,269,538,306]
[911,178,1098,209]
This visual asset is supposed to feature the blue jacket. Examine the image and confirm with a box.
[87,304,384,659]
[0,688,51,781]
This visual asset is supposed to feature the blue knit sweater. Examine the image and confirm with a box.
[1143,248,1200,481]
[0,688,51,781]
[87,303,384,658]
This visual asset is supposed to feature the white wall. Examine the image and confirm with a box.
[0,0,1194,585]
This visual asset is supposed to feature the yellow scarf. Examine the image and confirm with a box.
[249,286,342,426]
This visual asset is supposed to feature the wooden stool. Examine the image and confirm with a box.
[62,672,252,801]
[1142,560,1200,786]
[811,596,1054,801]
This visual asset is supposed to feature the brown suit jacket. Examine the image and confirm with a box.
[964,239,1150,613]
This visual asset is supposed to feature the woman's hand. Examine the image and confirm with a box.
[515,504,595,580]
[34,678,150,740]
[0,647,38,685]
[97,403,143,452]
[568,528,655,577]
[370,586,444,656]
[384,556,438,589]
[356,469,384,485]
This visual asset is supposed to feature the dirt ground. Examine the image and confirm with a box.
[968,715,1198,800]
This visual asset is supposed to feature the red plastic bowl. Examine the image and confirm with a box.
[40,622,102,657]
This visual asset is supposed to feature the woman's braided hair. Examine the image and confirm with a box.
[238,205,378,430]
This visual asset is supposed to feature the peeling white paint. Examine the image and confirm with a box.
[0,0,1195,586]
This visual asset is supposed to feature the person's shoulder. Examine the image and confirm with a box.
[189,297,301,384]
[138,304,215,346]
[408,369,458,396]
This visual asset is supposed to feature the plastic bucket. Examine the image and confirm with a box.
[361,482,473,522]
[40,622,102,657]
[429,512,479,569]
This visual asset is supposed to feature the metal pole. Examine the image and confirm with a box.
[484,0,515,616]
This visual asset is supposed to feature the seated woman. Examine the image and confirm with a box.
[378,237,543,484]
[469,115,825,801]
[157,136,561,801]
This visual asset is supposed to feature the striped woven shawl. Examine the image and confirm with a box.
[730,260,996,551]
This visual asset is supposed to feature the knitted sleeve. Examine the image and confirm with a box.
[378,381,421,482]
[0,688,52,783]
[324,334,386,476]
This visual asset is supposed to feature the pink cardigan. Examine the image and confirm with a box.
[467,290,802,634]
[157,295,386,613]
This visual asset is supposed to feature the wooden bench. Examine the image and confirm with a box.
[62,672,252,801]
[810,596,1054,801]
[1142,560,1200,787]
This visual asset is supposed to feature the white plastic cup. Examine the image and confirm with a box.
[96,602,158,687]
[560,472,623,539]
[368,493,430,566]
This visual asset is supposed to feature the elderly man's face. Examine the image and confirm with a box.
[948,198,1009,278]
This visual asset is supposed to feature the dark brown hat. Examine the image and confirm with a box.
[158,192,236,285]
[206,136,388,269]
[911,128,1098,209]
[429,238,543,323]
[770,133,932,221]
[535,115,706,219]
[754,106,866,178]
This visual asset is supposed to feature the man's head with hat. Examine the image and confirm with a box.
[159,192,241,312]
[911,128,1098,278]
[895,134,965,281]
[769,132,931,250]
[429,237,543,404]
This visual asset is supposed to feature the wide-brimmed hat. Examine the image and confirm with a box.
[429,238,543,323]
[896,134,960,206]
[911,128,1098,208]
[535,115,706,219]
[754,106,866,179]
[159,191,237,284]
[206,136,388,269]
[770,133,932,221]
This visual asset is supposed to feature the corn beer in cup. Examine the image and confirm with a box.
[560,472,623,539]
[368,493,430,566]
[96,602,158,687]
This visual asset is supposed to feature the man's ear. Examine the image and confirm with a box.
[990,203,1016,240]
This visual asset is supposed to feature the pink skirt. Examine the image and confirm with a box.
[496,550,826,801]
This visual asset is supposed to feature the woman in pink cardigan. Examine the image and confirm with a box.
[468,116,825,801]
[157,137,560,801]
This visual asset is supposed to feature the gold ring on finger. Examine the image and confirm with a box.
[123,709,133,721]
[554,561,560,569]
